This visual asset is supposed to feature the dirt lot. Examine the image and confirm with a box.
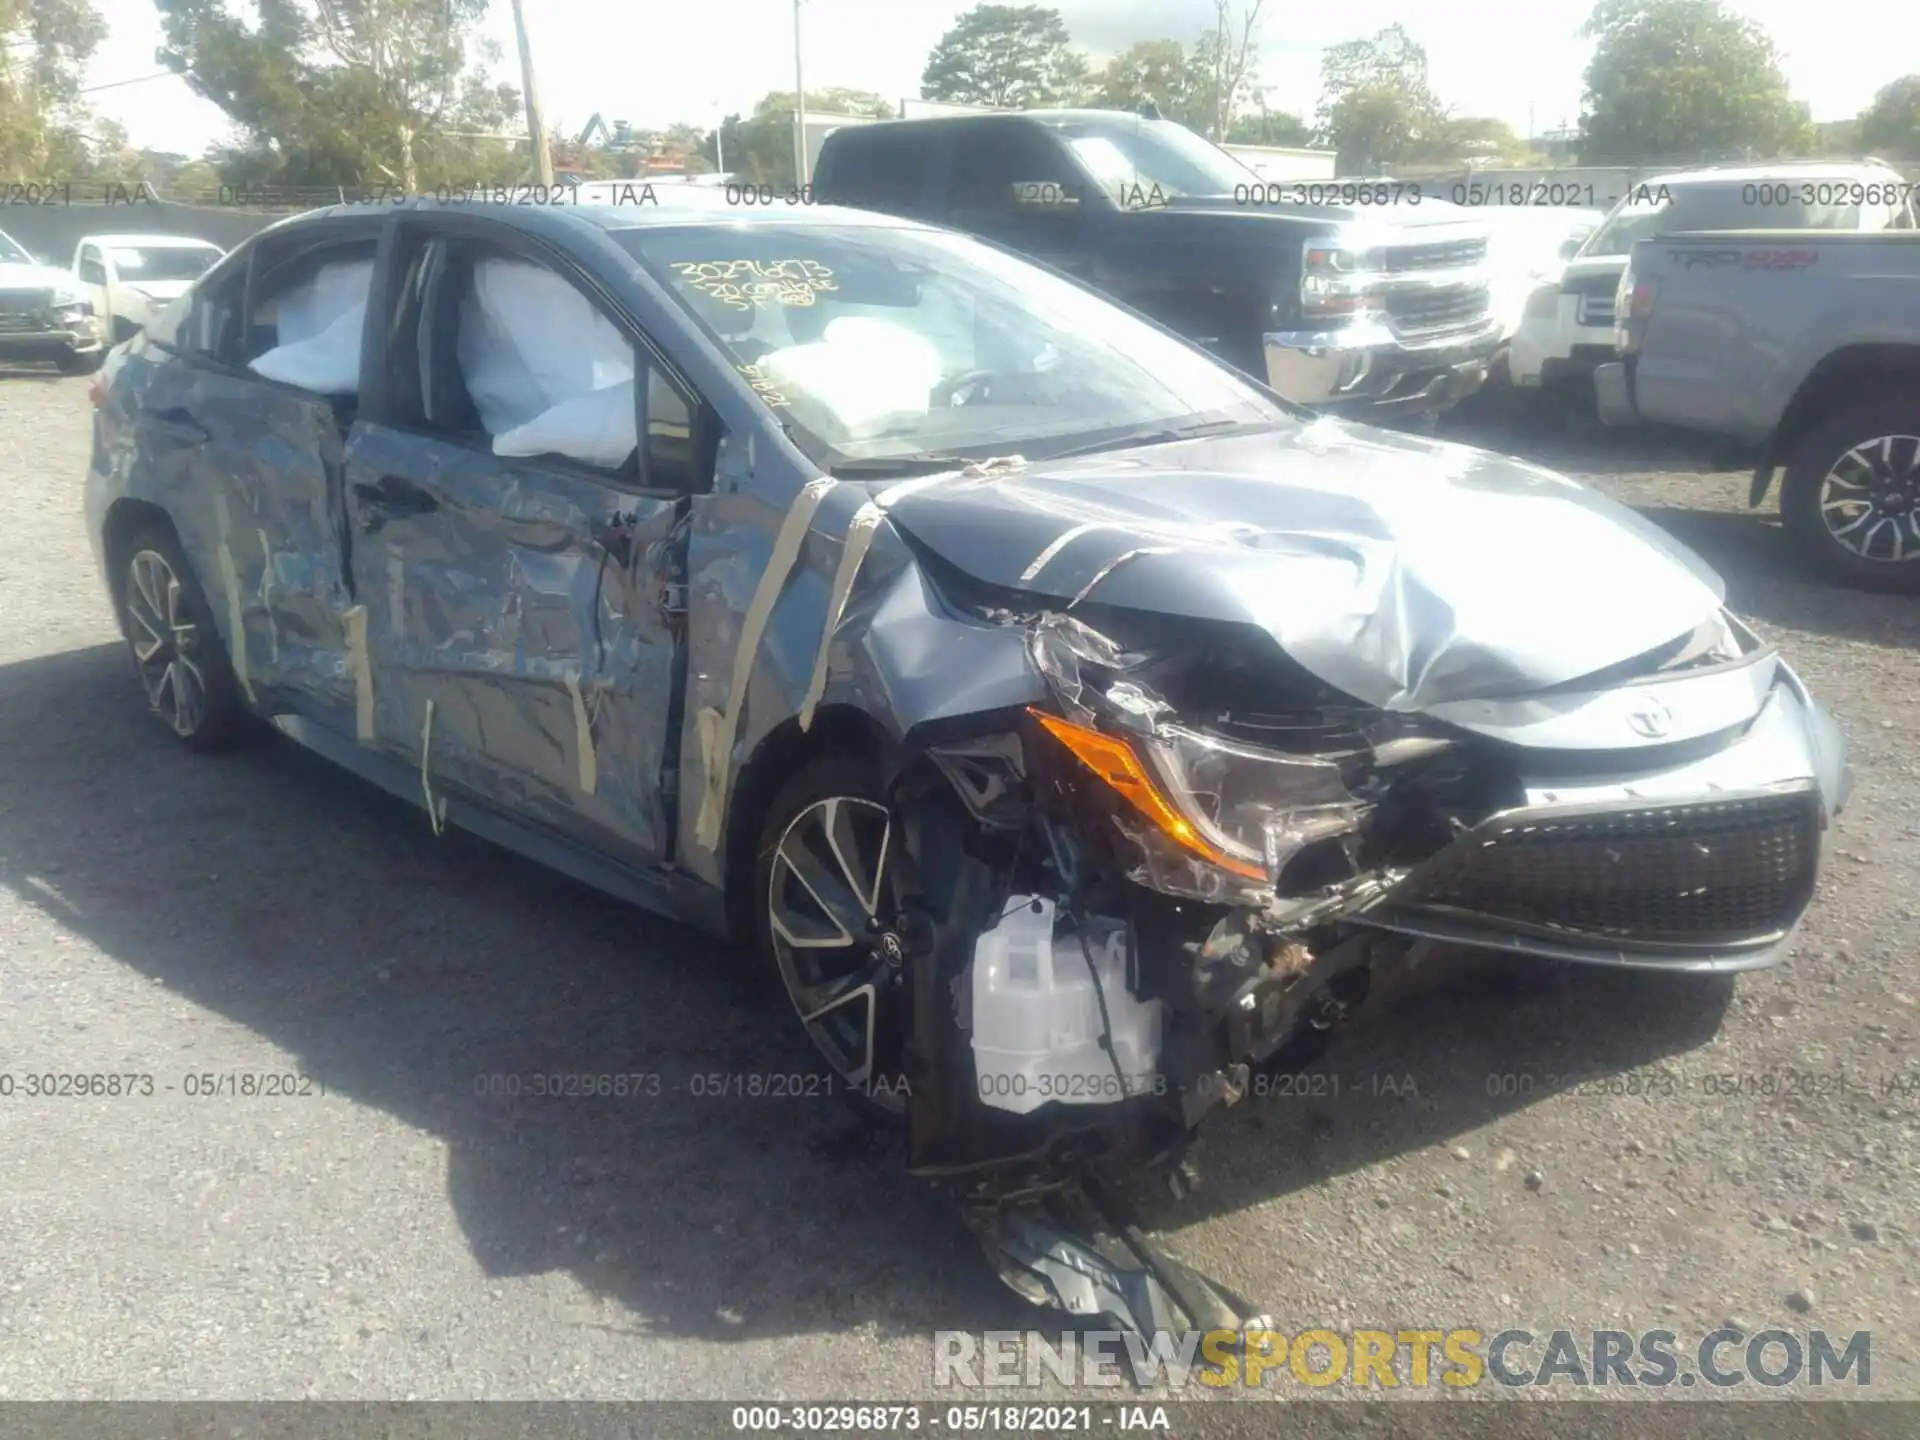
[0,369,1915,1404]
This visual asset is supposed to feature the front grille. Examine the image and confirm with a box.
[1577,294,1616,327]
[0,313,51,334]
[1405,791,1821,945]
[0,288,51,315]
[1385,284,1489,334]
[1382,237,1487,273]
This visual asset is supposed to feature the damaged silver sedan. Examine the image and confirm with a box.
[85,198,1850,1335]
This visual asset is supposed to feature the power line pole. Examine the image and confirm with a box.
[510,0,554,185]
[792,0,808,187]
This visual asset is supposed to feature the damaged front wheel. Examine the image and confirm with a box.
[753,754,920,1125]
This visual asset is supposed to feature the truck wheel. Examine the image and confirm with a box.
[1781,398,1920,592]
[57,349,105,376]
[112,522,251,751]
[751,752,917,1127]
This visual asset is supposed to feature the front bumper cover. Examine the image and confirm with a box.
[1263,317,1501,414]
[0,313,107,358]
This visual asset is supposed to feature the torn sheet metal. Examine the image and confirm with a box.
[879,422,1728,713]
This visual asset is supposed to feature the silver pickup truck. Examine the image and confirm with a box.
[1597,230,1920,592]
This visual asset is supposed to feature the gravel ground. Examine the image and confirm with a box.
[0,368,1914,1404]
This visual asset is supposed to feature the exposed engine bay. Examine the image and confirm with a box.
[855,586,1845,1347]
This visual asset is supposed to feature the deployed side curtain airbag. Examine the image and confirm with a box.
[456,257,638,466]
[492,381,639,468]
[247,259,375,394]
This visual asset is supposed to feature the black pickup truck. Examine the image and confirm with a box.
[812,110,1502,420]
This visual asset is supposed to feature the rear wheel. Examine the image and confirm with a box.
[113,524,250,751]
[751,753,921,1126]
[1781,397,1920,592]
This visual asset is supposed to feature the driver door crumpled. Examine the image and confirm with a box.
[458,257,639,467]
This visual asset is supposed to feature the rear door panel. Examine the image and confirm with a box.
[134,355,358,720]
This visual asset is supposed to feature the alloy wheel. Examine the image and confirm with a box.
[1818,434,1920,564]
[124,548,209,738]
[765,795,914,1115]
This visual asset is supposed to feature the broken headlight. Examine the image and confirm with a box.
[1147,724,1365,877]
[1031,709,1362,887]
[1027,612,1379,896]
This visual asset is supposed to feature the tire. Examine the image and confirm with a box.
[1780,396,1920,593]
[57,349,105,376]
[750,751,917,1127]
[112,522,251,752]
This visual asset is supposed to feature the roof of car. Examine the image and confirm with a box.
[1644,160,1904,187]
[79,233,225,248]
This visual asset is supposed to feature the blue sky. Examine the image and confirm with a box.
[83,0,1920,157]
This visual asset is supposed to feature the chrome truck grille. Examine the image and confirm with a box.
[1403,790,1822,946]
[1377,235,1492,339]
[1382,237,1487,273]
[1383,285,1488,334]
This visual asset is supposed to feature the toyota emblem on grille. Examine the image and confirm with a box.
[1627,694,1673,738]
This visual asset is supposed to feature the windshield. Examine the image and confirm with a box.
[1055,119,1257,204]
[0,231,32,265]
[617,222,1293,470]
[108,245,221,282]
[1581,181,1881,257]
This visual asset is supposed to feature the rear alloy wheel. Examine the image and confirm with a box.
[1782,399,1920,592]
[753,755,919,1125]
[116,527,249,751]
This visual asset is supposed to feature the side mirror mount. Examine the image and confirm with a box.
[1558,235,1585,260]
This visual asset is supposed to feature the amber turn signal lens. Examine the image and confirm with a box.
[1028,708,1268,882]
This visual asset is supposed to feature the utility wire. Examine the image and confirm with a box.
[81,72,178,94]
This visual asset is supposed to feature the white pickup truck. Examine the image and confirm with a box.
[1508,161,1917,411]
[72,234,226,342]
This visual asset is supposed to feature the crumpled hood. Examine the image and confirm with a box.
[881,418,1727,712]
